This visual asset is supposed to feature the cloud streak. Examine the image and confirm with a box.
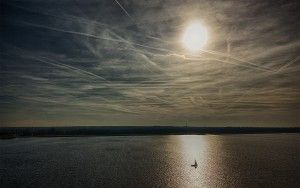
[1,0,299,127]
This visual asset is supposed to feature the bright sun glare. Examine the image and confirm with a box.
[182,22,208,52]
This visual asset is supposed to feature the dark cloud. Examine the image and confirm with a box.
[1,0,299,126]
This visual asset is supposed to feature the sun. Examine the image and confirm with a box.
[182,21,208,52]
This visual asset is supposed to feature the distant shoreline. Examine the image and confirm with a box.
[1,126,299,139]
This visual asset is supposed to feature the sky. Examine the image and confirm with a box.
[1,0,300,127]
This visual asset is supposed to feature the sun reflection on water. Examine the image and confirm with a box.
[177,135,209,187]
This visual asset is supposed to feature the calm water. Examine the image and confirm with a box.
[1,134,300,188]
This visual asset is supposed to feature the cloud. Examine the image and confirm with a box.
[1,0,299,126]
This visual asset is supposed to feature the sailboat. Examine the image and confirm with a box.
[191,160,198,168]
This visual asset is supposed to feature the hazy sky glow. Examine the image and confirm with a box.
[1,0,300,127]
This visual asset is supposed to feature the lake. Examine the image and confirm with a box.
[1,134,299,187]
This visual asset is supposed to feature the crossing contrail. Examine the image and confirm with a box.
[113,0,132,18]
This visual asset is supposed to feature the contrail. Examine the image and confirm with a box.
[197,49,274,72]
[113,0,132,18]
[112,0,173,46]
[41,57,110,82]
[21,21,279,73]
[5,2,107,28]
[2,47,141,114]
[31,57,141,114]
[21,21,172,53]
[163,53,274,72]
[212,58,274,72]
[276,55,300,73]
[26,54,109,82]
[7,3,278,73]
[7,2,170,48]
